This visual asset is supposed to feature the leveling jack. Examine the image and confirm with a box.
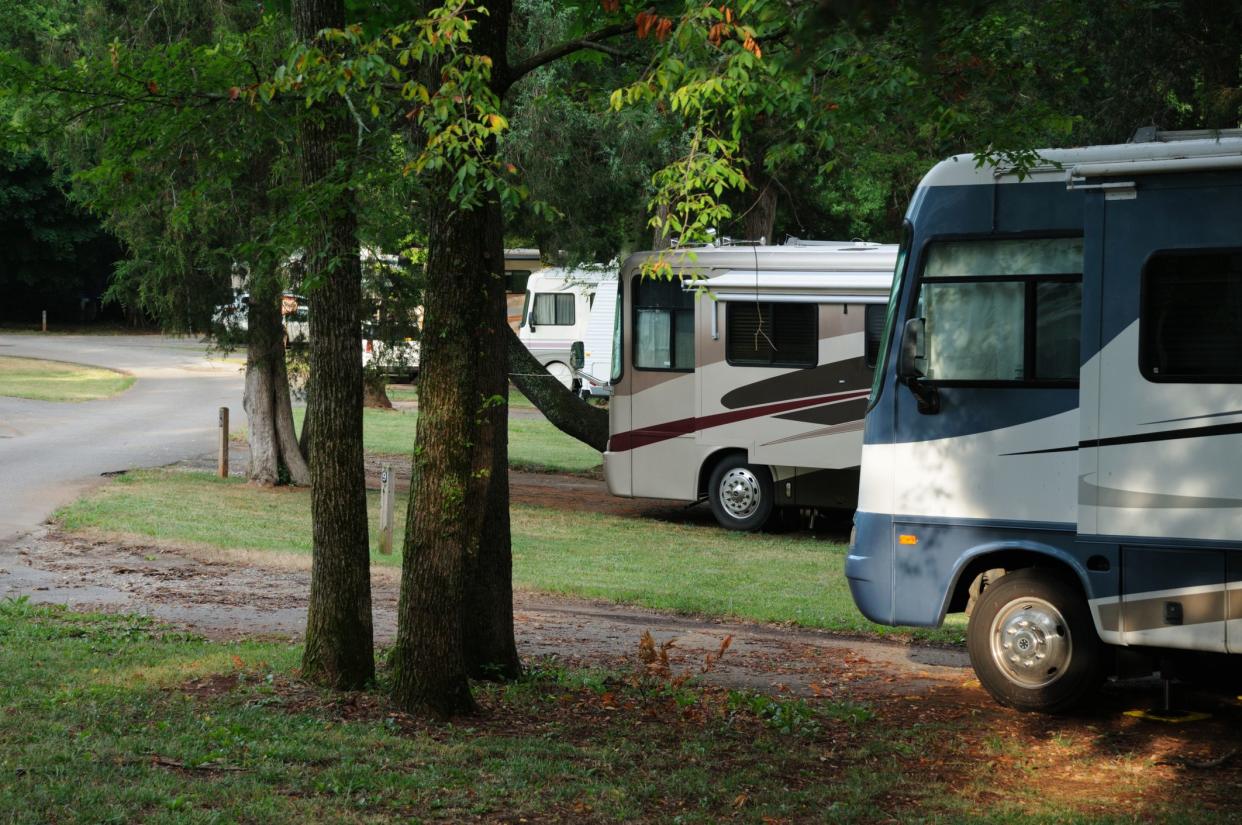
[1124,673,1211,724]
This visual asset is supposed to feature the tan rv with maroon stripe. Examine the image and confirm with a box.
[604,240,897,530]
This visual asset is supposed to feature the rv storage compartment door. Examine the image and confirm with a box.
[1120,547,1225,652]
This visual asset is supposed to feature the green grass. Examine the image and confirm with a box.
[0,600,958,824]
[57,469,962,643]
[0,355,135,401]
[0,601,1228,823]
[234,385,596,474]
[384,382,535,409]
[246,405,601,475]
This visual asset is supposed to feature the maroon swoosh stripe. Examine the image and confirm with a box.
[607,389,870,452]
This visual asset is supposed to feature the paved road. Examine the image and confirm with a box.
[0,334,244,542]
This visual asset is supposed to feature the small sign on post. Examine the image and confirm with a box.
[218,407,229,478]
[379,462,395,555]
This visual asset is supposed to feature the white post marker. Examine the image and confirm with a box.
[218,407,229,478]
[41,310,47,333]
[379,462,395,555]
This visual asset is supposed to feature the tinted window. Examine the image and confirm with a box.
[917,237,1083,383]
[1142,250,1242,381]
[506,270,532,294]
[634,275,694,370]
[726,302,817,367]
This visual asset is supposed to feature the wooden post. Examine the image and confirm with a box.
[379,462,395,555]
[217,407,229,478]
[41,310,47,333]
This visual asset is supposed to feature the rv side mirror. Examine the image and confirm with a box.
[897,318,924,380]
[897,318,940,415]
[570,341,585,371]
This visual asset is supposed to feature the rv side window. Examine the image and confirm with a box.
[532,293,576,326]
[633,275,694,371]
[725,302,817,368]
[506,270,532,295]
[864,304,886,369]
[916,237,1082,384]
[1141,249,1242,382]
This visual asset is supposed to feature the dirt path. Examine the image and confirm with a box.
[0,526,963,699]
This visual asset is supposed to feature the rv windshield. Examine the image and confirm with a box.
[868,222,912,409]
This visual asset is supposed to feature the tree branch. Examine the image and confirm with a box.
[499,20,638,94]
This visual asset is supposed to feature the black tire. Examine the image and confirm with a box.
[967,568,1105,713]
[706,454,774,532]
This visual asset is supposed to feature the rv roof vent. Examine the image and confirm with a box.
[1130,126,1242,143]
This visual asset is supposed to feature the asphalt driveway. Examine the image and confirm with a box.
[0,334,244,542]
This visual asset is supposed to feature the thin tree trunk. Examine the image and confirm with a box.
[243,274,308,485]
[294,0,374,690]
[244,284,281,486]
[507,327,609,452]
[463,200,521,680]
[273,343,311,485]
[652,202,673,250]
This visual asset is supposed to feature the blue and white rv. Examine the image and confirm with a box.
[847,130,1242,712]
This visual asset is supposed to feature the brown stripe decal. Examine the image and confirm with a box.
[774,398,868,427]
[608,389,870,452]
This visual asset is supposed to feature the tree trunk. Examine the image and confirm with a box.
[507,327,609,452]
[652,202,673,250]
[463,200,522,680]
[243,275,310,486]
[388,0,522,718]
[743,179,778,244]
[389,187,491,716]
[294,0,374,691]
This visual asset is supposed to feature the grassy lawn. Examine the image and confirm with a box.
[56,469,962,643]
[0,355,135,402]
[358,407,599,474]
[385,382,535,409]
[0,599,964,825]
[0,600,1228,823]
[234,405,602,475]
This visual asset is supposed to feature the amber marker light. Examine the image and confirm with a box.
[898,534,918,546]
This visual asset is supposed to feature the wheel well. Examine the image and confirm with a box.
[947,549,1085,615]
[696,448,745,500]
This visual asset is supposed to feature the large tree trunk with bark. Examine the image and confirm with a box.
[389,0,517,715]
[389,188,493,716]
[294,0,374,690]
[507,327,609,452]
[463,200,522,681]
[244,274,310,486]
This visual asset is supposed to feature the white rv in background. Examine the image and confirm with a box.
[519,268,617,391]
[577,281,619,398]
[604,240,897,530]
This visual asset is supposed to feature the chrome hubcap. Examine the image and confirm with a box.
[547,363,574,390]
[718,468,761,519]
[990,596,1072,688]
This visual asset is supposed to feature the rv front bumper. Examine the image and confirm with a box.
[603,450,631,497]
[845,510,895,626]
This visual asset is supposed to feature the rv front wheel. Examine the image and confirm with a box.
[967,568,1104,713]
[545,361,577,392]
[707,455,773,531]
